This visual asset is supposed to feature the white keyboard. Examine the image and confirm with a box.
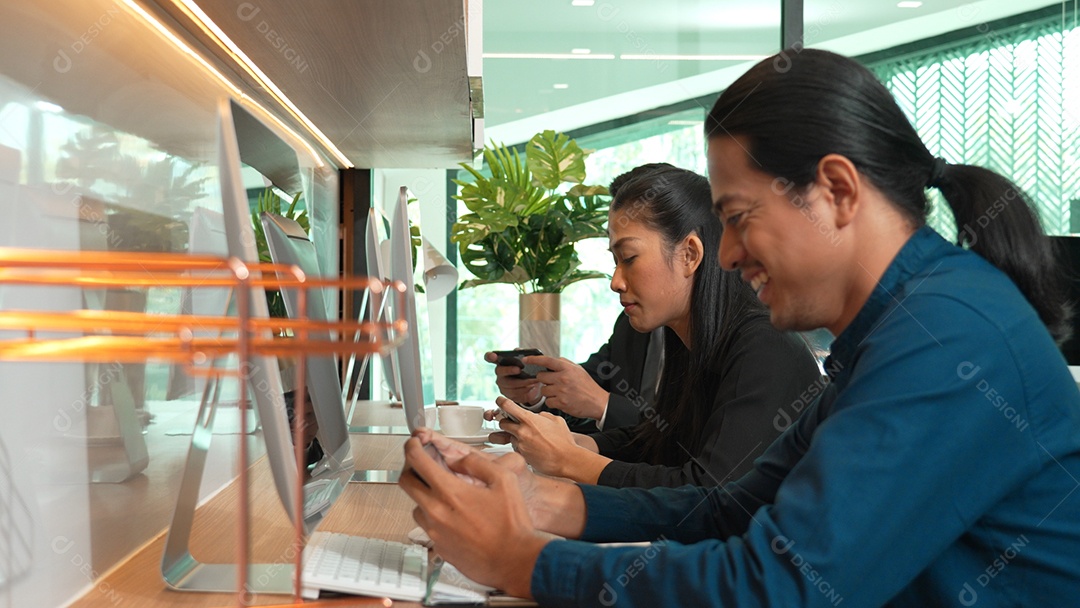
[301,531,428,601]
[303,479,338,520]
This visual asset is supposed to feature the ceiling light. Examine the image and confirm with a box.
[553,83,569,89]
[119,0,328,167]
[33,101,64,113]
[483,53,615,60]
[571,0,595,6]
[667,120,703,126]
[571,48,591,55]
[897,1,923,7]
[119,0,240,96]
[620,54,767,61]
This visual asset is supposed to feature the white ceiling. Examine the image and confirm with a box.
[482,0,1062,144]
[170,0,474,169]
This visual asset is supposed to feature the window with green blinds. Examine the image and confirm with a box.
[869,15,1080,238]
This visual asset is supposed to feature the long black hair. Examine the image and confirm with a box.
[704,48,1071,343]
[610,163,768,465]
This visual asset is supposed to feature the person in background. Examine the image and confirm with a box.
[485,167,671,435]
[490,163,820,488]
[400,49,1080,606]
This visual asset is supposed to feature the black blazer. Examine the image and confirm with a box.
[591,316,822,489]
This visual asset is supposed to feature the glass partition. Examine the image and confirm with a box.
[0,1,336,605]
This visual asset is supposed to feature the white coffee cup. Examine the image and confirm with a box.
[423,407,437,429]
[438,405,485,437]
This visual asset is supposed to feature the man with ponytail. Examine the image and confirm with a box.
[399,49,1080,607]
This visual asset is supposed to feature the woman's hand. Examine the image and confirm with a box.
[489,397,611,483]
[529,355,610,420]
[485,352,543,406]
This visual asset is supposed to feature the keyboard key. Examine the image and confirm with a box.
[302,532,428,601]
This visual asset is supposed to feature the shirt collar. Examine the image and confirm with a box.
[824,225,949,379]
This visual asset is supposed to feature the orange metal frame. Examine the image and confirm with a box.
[0,247,407,605]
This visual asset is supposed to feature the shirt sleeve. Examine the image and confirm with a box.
[531,294,1044,607]
[596,402,609,431]
[594,324,821,489]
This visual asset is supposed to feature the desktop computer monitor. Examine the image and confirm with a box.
[212,104,308,532]
[260,213,354,492]
[245,188,432,523]
[388,187,437,431]
[364,208,403,402]
[167,206,235,402]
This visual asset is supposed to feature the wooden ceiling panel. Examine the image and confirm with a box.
[189,0,474,168]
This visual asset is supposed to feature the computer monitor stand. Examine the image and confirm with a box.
[340,290,410,438]
[161,361,295,593]
[85,362,149,483]
[350,469,401,483]
[349,408,407,481]
[81,288,148,484]
[348,398,405,483]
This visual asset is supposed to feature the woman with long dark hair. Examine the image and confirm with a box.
[401,50,1080,606]
[490,162,820,488]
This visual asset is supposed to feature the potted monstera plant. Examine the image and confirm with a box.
[451,130,610,356]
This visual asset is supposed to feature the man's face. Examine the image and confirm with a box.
[707,136,846,332]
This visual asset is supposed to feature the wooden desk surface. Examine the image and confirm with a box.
[71,402,431,608]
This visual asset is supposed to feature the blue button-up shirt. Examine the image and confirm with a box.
[531,227,1080,607]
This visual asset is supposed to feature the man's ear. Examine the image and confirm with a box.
[815,154,861,229]
[681,233,704,277]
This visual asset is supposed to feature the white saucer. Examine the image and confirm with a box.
[445,432,495,445]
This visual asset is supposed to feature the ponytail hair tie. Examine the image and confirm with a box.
[926,157,948,189]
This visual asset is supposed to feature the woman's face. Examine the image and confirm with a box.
[608,209,697,338]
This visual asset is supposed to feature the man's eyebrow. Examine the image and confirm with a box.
[712,193,744,212]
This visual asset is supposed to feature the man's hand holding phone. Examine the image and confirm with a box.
[402,429,488,488]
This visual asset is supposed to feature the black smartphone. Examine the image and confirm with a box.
[491,348,547,379]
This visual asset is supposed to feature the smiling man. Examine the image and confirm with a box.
[399,49,1080,607]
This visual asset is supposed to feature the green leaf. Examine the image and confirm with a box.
[456,177,535,219]
[450,217,492,247]
[252,187,309,313]
[450,132,610,293]
[521,192,559,217]
[549,270,610,293]
[566,184,609,197]
[563,194,610,241]
[526,130,587,189]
